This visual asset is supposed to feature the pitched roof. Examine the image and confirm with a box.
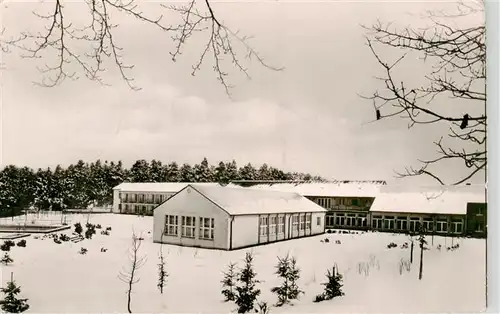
[189,184,327,215]
[113,182,221,193]
[370,186,486,215]
[225,182,383,197]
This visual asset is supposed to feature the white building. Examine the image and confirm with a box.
[112,182,220,215]
[153,184,327,250]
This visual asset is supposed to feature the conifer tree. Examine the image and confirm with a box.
[235,252,261,313]
[221,262,238,302]
[0,273,29,313]
[314,265,344,303]
[271,253,303,306]
[1,253,13,266]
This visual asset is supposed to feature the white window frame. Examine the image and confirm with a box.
[181,216,196,238]
[277,216,285,234]
[260,216,268,236]
[269,216,277,235]
[164,215,178,236]
[316,216,321,226]
[292,215,299,231]
[436,220,448,233]
[299,214,306,230]
[372,216,383,229]
[451,219,463,234]
[422,218,433,232]
[306,214,311,230]
[199,217,215,240]
[383,216,395,230]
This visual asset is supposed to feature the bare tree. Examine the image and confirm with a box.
[0,0,283,97]
[362,1,486,185]
[118,230,147,314]
[157,227,168,294]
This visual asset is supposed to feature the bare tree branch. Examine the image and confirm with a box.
[1,0,283,96]
[118,230,147,314]
[361,1,486,185]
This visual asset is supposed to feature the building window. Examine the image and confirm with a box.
[316,216,321,226]
[292,215,299,232]
[476,222,484,232]
[357,214,368,227]
[268,216,277,235]
[199,217,214,240]
[299,214,306,230]
[384,216,395,230]
[260,216,269,236]
[435,219,448,233]
[326,215,335,227]
[336,213,345,226]
[181,216,196,238]
[396,216,407,230]
[164,215,178,236]
[346,214,356,227]
[278,216,285,234]
[476,207,483,216]
[306,214,311,230]
[451,218,463,234]
[372,215,383,229]
[422,218,433,232]
[409,217,420,232]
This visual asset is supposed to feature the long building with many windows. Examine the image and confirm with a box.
[112,182,221,215]
[369,185,487,238]
[227,181,384,230]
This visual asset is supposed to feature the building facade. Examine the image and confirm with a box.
[112,183,220,215]
[153,184,327,250]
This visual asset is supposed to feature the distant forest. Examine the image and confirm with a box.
[0,158,324,212]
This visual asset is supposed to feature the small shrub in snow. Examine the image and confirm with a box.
[357,262,370,277]
[53,238,62,244]
[4,241,15,248]
[398,258,411,275]
[1,243,11,252]
[342,231,348,234]
[313,266,344,303]
[85,224,96,239]
[326,229,332,234]
[400,242,409,249]
[0,275,29,313]
[1,253,13,266]
[101,247,108,252]
[386,242,397,249]
[106,227,112,231]
[157,252,168,294]
[255,301,271,314]
[95,224,102,229]
[235,252,261,313]
[101,230,110,236]
[59,234,70,242]
[79,247,88,255]
[270,253,303,306]
[74,223,83,235]
[16,240,26,247]
[335,240,341,245]
[221,262,237,302]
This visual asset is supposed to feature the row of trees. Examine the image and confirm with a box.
[0,158,323,212]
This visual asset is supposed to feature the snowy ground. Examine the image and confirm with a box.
[0,213,486,313]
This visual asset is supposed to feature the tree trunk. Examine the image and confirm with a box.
[410,241,414,264]
[418,244,424,280]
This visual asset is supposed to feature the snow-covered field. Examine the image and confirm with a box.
[0,213,486,313]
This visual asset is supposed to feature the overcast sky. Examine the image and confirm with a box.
[0,0,485,185]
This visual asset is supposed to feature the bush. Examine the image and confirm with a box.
[16,240,26,247]
[326,229,332,234]
[95,224,102,229]
[0,253,13,265]
[101,230,110,236]
[4,241,15,247]
[74,223,83,235]
[314,266,344,303]
[59,234,70,242]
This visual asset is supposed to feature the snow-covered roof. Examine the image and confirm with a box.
[370,187,486,215]
[113,182,221,193]
[225,182,383,198]
[189,184,327,216]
